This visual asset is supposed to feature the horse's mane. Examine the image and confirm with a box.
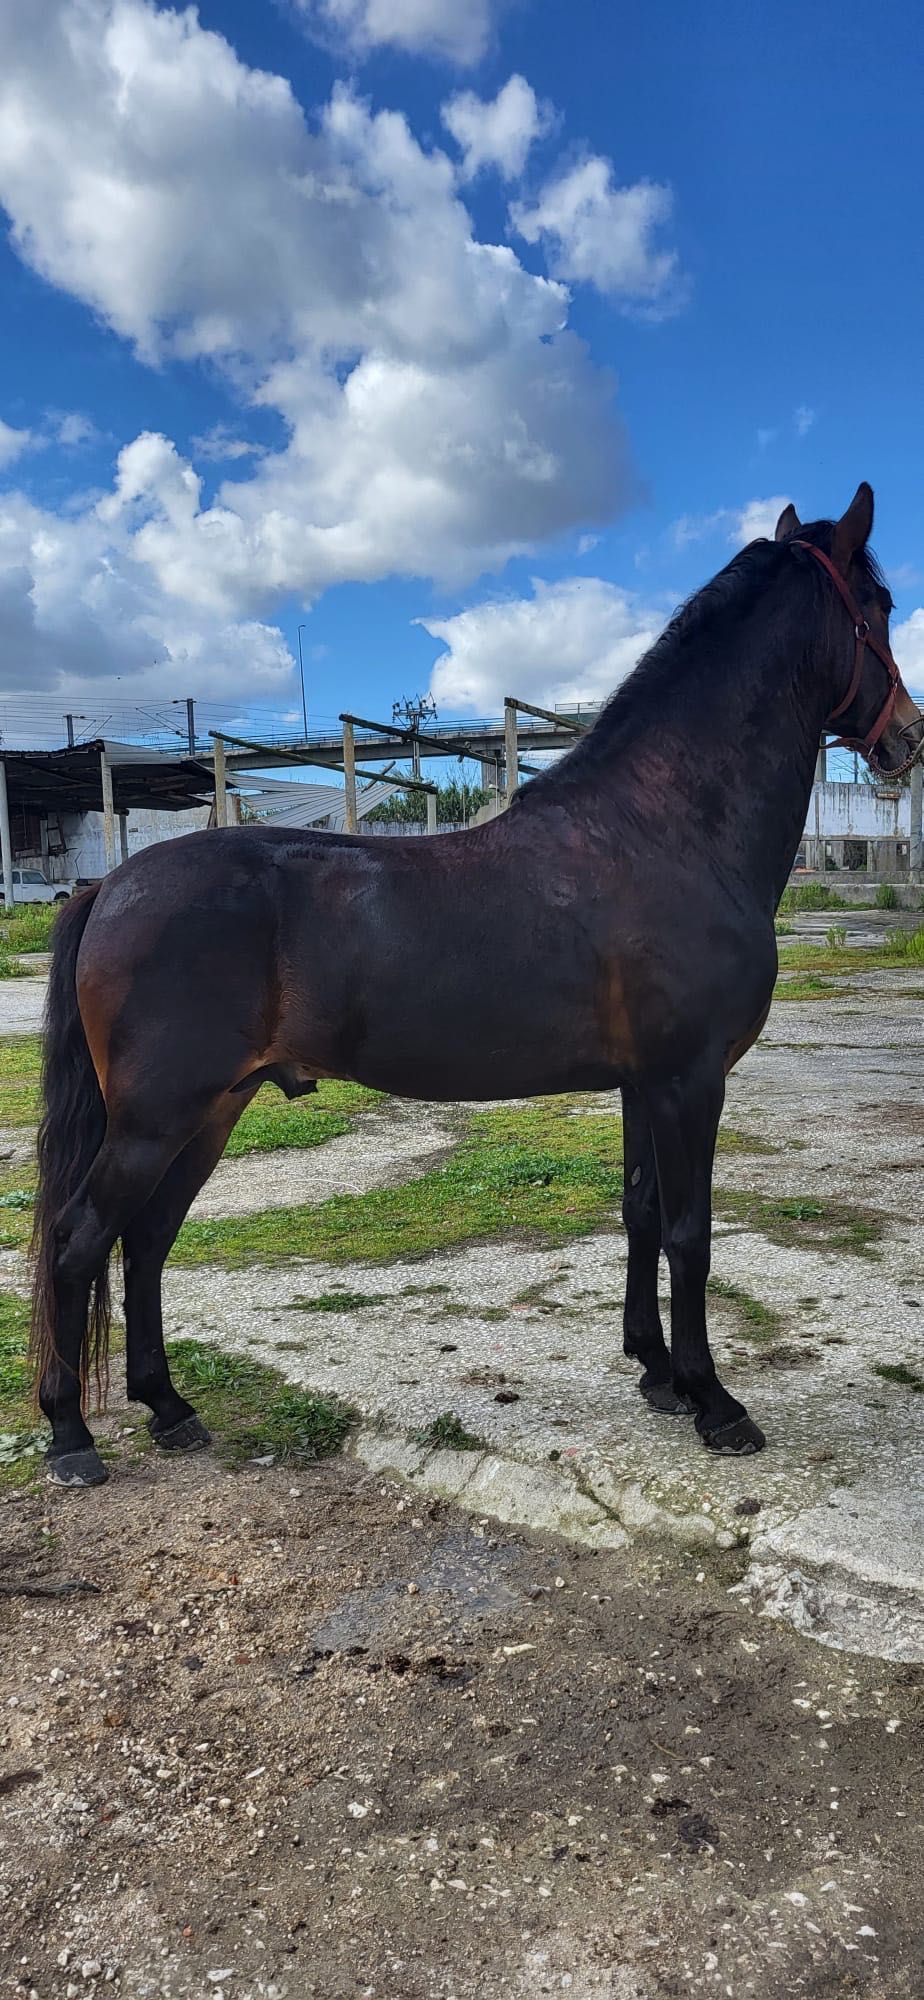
[514,523,887,806]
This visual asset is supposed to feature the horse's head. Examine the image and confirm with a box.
[775,484,924,779]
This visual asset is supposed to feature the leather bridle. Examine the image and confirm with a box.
[795,539,920,777]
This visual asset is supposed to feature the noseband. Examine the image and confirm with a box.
[794,539,919,777]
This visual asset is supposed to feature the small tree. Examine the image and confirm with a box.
[365,774,489,825]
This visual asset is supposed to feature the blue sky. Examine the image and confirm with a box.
[1,0,923,755]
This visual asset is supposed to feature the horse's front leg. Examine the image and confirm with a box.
[620,1084,691,1417]
[645,1057,766,1455]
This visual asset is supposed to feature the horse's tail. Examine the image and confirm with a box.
[30,887,111,1409]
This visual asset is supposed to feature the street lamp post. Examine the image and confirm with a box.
[297,625,308,741]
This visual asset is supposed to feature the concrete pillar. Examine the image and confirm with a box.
[100,750,117,874]
[425,789,438,835]
[118,812,129,864]
[0,762,13,910]
[342,719,358,833]
[213,735,228,827]
[911,759,923,875]
[504,701,519,805]
[815,743,827,783]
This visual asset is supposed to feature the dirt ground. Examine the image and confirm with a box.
[2,1430,924,2000]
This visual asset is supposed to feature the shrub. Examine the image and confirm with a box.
[778,883,847,913]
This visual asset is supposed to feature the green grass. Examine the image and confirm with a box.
[225,1077,382,1156]
[0,905,56,953]
[171,1097,628,1269]
[707,1276,783,1341]
[284,1289,388,1312]
[774,973,844,1002]
[875,884,899,911]
[0,1289,45,1486]
[778,883,848,913]
[778,926,924,976]
[872,1361,924,1394]
[715,1188,884,1258]
[0,951,30,980]
[169,1096,771,1273]
[416,1410,486,1453]
[164,1338,354,1464]
[0,1293,356,1486]
[0,1035,42,1127]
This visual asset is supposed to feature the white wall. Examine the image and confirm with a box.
[45,806,210,881]
[806,782,910,839]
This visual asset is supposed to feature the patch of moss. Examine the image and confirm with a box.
[715,1188,883,1259]
[872,1361,924,1394]
[707,1276,783,1341]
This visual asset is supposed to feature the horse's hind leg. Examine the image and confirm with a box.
[621,1085,690,1418]
[40,1130,187,1485]
[646,1057,766,1456]
[121,1098,251,1452]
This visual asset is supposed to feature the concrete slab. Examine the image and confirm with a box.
[0,975,47,1034]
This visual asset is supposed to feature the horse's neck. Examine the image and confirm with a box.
[606,577,835,910]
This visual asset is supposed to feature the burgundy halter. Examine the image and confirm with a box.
[794,539,911,774]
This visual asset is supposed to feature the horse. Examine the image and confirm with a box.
[30,482,924,1487]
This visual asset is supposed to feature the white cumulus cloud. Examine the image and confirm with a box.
[295,0,497,65]
[421,576,664,715]
[511,156,680,310]
[0,0,638,698]
[670,497,790,549]
[442,75,549,181]
[0,419,33,470]
[732,496,790,544]
[892,608,924,699]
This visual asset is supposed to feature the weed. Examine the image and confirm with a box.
[875,883,899,910]
[165,1338,354,1461]
[778,884,847,913]
[825,925,848,950]
[416,1410,486,1452]
[284,1290,387,1313]
[0,905,56,953]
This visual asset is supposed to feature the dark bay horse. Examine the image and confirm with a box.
[31,483,924,1485]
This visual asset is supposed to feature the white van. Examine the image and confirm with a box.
[8,867,75,904]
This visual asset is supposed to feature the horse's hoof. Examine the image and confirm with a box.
[640,1376,694,1417]
[149,1414,211,1453]
[47,1447,109,1488]
[700,1415,766,1455]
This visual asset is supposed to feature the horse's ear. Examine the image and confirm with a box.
[832,482,874,571]
[774,503,801,541]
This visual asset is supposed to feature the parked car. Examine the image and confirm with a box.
[7,867,75,904]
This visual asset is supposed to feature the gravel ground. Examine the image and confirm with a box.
[190,1102,460,1219]
[2,1442,924,2000]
